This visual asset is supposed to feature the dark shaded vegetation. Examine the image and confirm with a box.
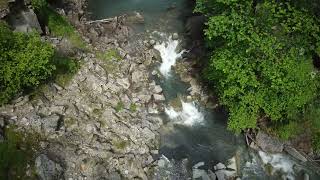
[0,126,40,179]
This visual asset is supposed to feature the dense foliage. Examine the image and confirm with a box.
[196,0,320,133]
[0,21,55,104]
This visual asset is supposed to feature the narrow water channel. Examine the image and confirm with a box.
[87,0,320,179]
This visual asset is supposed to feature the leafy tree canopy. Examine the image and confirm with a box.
[0,21,55,104]
[196,0,320,133]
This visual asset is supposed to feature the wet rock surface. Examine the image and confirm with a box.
[256,132,284,153]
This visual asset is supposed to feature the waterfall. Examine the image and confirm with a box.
[154,34,185,77]
[165,101,204,126]
[258,151,295,180]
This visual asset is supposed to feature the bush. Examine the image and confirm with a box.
[31,0,47,11]
[196,0,320,133]
[0,126,40,179]
[45,8,86,50]
[0,22,55,105]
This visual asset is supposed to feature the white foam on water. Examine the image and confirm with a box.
[154,34,185,77]
[165,101,204,126]
[258,151,295,180]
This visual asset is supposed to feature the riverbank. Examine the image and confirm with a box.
[0,0,168,179]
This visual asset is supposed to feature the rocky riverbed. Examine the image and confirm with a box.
[0,1,169,179]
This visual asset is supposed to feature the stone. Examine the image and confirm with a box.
[42,115,60,133]
[304,172,310,180]
[35,154,63,180]
[132,71,145,84]
[108,171,122,180]
[117,78,130,89]
[138,94,152,103]
[249,142,260,151]
[172,33,179,40]
[193,161,205,169]
[193,169,211,180]
[153,85,163,94]
[284,146,308,162]
[149,39,156,46]
[151,70,158,76]
[8,8,42,34]
[208,170,217,180]
[214,163,226,170]
[215,170,226,180]
[256,132,284,153]
[153,94,165,102]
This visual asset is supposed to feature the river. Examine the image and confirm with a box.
[87,0,320,179]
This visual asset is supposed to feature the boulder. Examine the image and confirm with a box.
[35,154,63,180]
[256,132,284,153]
[208,170,217,180]
[193,169,211,180]
[193,161,205,169]
[132,71,145,84]
[153,94,165,102]
[8,8,42,34]
[215,170,226,180]
[284,146,308,162]
[214,163,226,170]
[172,33,179,40]
[152,85,163,94]
[42,115,60,133]
[117,78,130,89]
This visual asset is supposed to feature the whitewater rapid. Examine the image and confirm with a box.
[154,35,185,77]
[165,101,204,126]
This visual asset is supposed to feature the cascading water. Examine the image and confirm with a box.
[165,101,204,126]
[154,35,185,77]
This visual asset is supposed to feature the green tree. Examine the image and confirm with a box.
[0,22,55,104]
[196,0,320,133]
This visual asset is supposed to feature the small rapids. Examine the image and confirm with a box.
[165,101,204,126]
[154,35,185,77]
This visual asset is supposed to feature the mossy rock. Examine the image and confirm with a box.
[0,126,41,179]
[111,138,130,150]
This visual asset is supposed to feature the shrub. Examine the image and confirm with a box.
[196,0,320,133]
[46,8,86,50]
[31,0,47,11]
[0,126,40,179]
[0,22,55,104]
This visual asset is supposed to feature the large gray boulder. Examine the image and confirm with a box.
[7,8,42,34]
[256,132,284,153]
[35,154,63,180]
[284,146,308,162]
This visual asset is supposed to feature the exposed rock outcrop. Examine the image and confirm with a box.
[255,131,284,153]
[0,12,165,179]
[7,8,42,33]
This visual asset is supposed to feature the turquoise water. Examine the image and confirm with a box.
[87,0,190,32]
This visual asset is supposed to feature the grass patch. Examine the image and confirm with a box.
[270,121,304,140]
[112,138,129,150]
[0,126,40,179]
[115,101,124,112]
[129,103,137,112]
[52,54,80,87]
[96,49,122,62]
[45,7,87,50]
